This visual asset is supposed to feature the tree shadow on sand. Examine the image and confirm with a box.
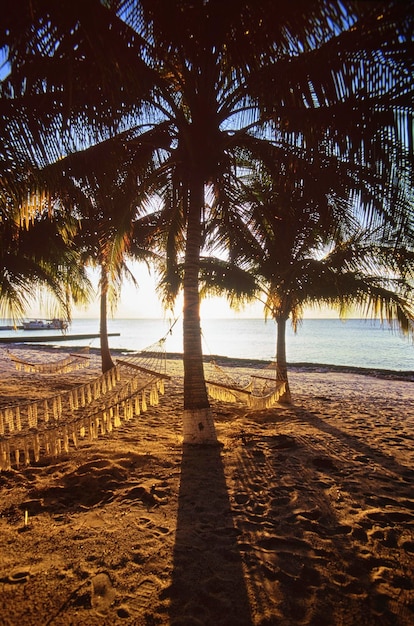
[168,443,253,626]
[226,404,414,625]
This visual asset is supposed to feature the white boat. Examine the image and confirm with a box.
[22,319,69,331]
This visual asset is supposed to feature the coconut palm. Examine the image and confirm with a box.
[1,1,413,441]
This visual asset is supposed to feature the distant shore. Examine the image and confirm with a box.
[3,342,413,382]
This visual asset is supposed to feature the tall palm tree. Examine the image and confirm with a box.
[1,1,413,441]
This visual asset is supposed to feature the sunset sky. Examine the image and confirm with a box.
[23,260,341,320]
[53,262,342,320]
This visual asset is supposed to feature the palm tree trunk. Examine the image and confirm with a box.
[182,174,217,444]
[276,316,292,403]
[100,265,115,373]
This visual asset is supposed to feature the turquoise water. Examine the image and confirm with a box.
[1,318,413,372]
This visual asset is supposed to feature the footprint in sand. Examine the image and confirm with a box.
[90,572,116,615]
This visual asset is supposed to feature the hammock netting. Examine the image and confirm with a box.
[0,340,169,471]
[7,348,91,374]
[205,360,286,409]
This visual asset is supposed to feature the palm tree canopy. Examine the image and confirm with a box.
[1,2,413,196]
[0,209,92,320]
[38,125,168,274]
[211,158,414,325]
[2,2,413,278]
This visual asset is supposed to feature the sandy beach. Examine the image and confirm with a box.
[0,344,413,625]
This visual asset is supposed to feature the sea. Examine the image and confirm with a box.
[0,318,413,373]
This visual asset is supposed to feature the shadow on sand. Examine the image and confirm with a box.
[168,443,253,626]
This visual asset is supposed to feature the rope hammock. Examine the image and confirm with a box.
[205,360,287,410]
[0,339,170,471]
[7,347,91,374]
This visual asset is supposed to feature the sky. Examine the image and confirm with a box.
[21,260,350,321]
[66,262,260,320]
[25,262,345,321]
[64,262,340,320]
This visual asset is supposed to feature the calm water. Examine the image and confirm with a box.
[1,318,413,372]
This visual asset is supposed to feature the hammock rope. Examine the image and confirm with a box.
[205,359,286,410]
[7,347,91,374]
[0,339,170,471]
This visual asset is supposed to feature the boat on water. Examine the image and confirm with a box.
[22,319,69,331]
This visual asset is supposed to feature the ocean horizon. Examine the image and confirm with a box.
[1,317,413,374]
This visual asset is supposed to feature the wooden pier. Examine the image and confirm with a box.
[0,333,120,344]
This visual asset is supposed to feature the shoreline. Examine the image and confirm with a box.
[3,343,413,382]
[0,317,412,374]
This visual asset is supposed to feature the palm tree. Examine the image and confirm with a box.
[259,232,414,402]
[206,169,414,401]
[38,129,166,372]
[1,1,413,441]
